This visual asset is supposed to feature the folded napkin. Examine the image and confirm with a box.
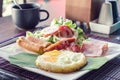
[9,53,108,70]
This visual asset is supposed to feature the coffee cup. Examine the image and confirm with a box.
[12,3,49,30]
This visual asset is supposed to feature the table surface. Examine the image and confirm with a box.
[0,15,120,79]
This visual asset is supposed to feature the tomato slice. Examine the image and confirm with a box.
[58,26,74,38]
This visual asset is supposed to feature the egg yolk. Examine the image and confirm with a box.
[43,50,62,62]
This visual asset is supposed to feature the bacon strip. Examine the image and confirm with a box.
[44,38,75,51]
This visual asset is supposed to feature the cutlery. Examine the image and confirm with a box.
[13,0,22,9]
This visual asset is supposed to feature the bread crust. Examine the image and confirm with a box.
[35,53,87,73]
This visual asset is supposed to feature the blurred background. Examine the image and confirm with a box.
[2,0,65,25]
[2,0,65,16]
[1,0,120,25]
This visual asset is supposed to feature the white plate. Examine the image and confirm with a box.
[0,38,120,80]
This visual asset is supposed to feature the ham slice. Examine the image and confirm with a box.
[81,40,108,57]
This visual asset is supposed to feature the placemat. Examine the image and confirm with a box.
[0,27,120,80]
[0,55,120,80]
[78,55,120,80]
[0,57,53,80]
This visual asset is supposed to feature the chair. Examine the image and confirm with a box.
[0,0,3,17]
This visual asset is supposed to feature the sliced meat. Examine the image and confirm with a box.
[44,38,75,51]
[81,40,108,57]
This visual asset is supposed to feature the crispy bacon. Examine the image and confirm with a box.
[44,38,75,51]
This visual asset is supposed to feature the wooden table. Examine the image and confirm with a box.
[0,16,23,43]
[0,16,120,80]
[0,16,51,47]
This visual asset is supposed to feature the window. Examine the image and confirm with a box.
[3,0,12,16]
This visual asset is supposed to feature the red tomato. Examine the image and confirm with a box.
[58,26,74,38]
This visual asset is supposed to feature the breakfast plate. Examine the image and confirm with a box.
[0,17,120,80]
[0,38,120,80]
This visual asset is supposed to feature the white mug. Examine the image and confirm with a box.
[98,2,113,26]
